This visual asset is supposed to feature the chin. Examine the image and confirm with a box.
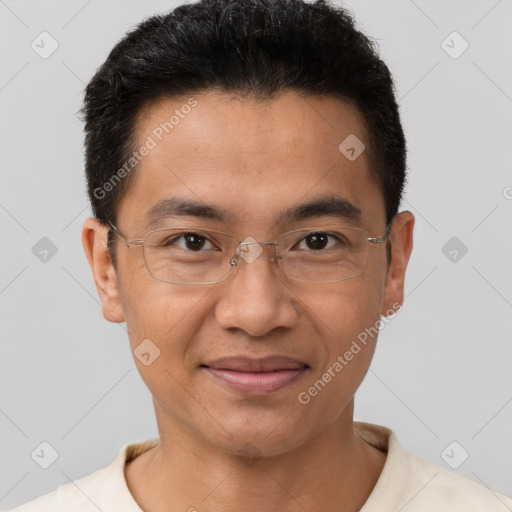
[201,411,320,459]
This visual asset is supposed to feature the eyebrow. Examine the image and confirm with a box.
[144,195,362,229]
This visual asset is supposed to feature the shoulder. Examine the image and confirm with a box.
[399,449,512,511]
[355,422,512,511]
[7,438,159,512]
[7,466,109,512]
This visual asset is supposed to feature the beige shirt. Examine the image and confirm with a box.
[9,421,512,511]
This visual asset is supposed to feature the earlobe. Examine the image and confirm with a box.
[380,211,415,316]
[81,217,126,323]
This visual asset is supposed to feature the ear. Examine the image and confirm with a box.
[81,217,125,323]
[381,210,415,316]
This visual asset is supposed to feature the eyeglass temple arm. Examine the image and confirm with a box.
[106,221,144,247]
[368,222,392,244]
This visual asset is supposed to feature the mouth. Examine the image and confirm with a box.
[200,356,309,395]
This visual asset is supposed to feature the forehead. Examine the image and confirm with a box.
[118,90,385,233]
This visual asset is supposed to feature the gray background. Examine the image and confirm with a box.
[1,0,511,509]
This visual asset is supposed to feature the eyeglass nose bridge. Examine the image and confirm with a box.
[231,240,280,267]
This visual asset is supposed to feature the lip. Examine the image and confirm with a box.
[201,356,309,395]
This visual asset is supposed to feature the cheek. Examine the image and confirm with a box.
[305,275,382,340]
[303,278,383,383]
[120,274,208,364]
[120,288,207,406]
[295,284,381,420]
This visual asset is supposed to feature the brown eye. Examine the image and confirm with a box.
[162,233,216,251]
[296,232,341,251]
[305,232,328,250]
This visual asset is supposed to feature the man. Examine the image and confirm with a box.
[11,0,512,510]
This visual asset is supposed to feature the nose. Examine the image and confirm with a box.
[213,241,299,337]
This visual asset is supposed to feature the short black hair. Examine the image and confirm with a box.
[80,0,407,269]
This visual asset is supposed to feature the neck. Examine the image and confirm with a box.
[125,401,387,512]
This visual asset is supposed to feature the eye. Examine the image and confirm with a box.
[162,232,218,251]
[295,231,345,251]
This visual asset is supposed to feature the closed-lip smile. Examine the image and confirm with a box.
[201,356,309,395]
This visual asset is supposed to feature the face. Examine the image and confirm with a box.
[83,90,414,458]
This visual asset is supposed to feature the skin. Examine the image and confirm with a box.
[82,89,414,512]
